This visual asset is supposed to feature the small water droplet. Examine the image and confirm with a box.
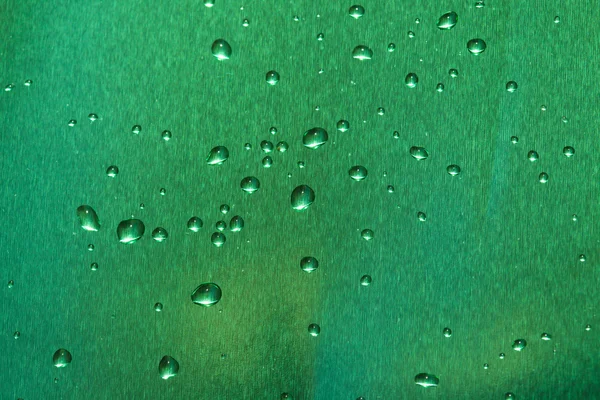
[348,5,365,19]
[387,43,396,52]
[512,339,527,351]
[88,113,98,121]
[410,146,429,160]
[90,262,98,271]
[300,256,319,273]
[158,356,179,380]
[539,172,549,183]
[563,146,575,157]
[242,18,250,27]
[266,70,280,85]
[261,140,274,153]
[53,349,72,368]
[361,229,374,241]
[24,79,32,86]
[360,275,372,286]
[352,45,373,60]
[527,150,539,162]
[447,165,461,176]
[417,212,427,221]
[152,227,168,242]
[443,328,452,337]
[276,141,289,152]
[449,68,459,78]
[415,373,439,388]
[405,73,418,88]
[240,176,260,193]
[191,283,222,306]
[506,81,518,92]
[337,120,350,132]
[541,332,552,341]
[68,119,77,127]
[77,205,101,232]
[211,39,232,60]
[161,130,172,141]
[154,303,163,312]
[229,216,244,232]
[511,136,519,144]
[291,185,315,211]
[206,146,229,165]
[467,38,486,55]
[437,11,458,30]
[106,165,119,178]
[211,232,226,247]
[215,221,227,232]
[117,219,145,244]
[308,323,321,336]
[187,217,203,232]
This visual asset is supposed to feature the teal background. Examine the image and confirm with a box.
[1,1,599,399]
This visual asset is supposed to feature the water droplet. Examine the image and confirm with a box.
[443,328,452,337]
[302,127,328,149]
[300,256,319,273]
[159,188,167,196]
[417,212,427,222]
[316,32,324,41]
[410,146,429,160]
[475,1,485,8]
[377,107,385,116]
[88,113,98,121]
[505,393,515,399]
[276,141,289,152]
[240,176,260,193]
[14,331,20,339]
[337,120,350,132]
[585,324,591,331]
[152,227,168,242]
[387,43,396,52]
[467,38,487,55]
[348,165,368,181]
[352,45,373,60]
[158,356,179,380]
[187,217,203,232]
[154,303,163,312]
[563,146,575,157]
[405,73,419,88]
[68,119,77,127]
[266,70,280,85]
[554,16,560,23]
[269,126,278,135]
[541,332,552,341]
[117,219,145,244]
[512,339,527,351]
[539,172,549,183]
[131,125,141,134]
[436,83,445,92]
[261,140,274,152]
[360,275,372,286]
[361,229,374,241]
[506,81,518,92]
[483,363,489,370]
[211,39,232,60]
[387,185,395,193]
[53,349,72,368]
[87,244,95,251]
[449,68,459,78]
[579,254,586,262]
[106,165,119,178]
[161,130,172,141]
[415,373,439,388]
[191,283,222,306]
[77,205,101,232]
[24,79,32,86]
[348,5,365,19]
[511,136,519,144]
[242,18,250,27]
[527,150,539,162]
[447,165,461,176]
[437,11,458,30]
[4,83,14,91]
[8,280,14,288]
[215,221,227,232]
[206,146,229,165]
[90,262,98,271]
[308,323,321,337]
[229,216,244,232]
[219,204,230,214]
[408,30,415,38]
[291,185,315,211]
[211,232,226,247]
[203,0,214,7]
[499,353,505,359]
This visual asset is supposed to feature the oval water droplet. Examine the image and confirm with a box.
[437,11,458,29]
[291,185,315,211]
[447,165,461,176]
[512,339,527,351]
[467,38,487,55]
[352,45,373,60]
[415,373,439,388]
[158,356,179,380]
[348,165,368,181]
[191,283,222,306]
[349,5,365,19]
[410,146,429,160]
[207,146,229,165]
[405,73,418,88]
[77,205,101,232]
[240,176,260,193]
[229,216,244,232]
[117,219,145,244]
[302,127,328,149]
[152,227,168,242]
[211,39,232,60]
[211,232,226,247]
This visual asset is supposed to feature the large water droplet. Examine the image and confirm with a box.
[53,349,72,368]
[117,219,145,244]
[187,217,203,232]
[437,11,458,29]
[352,45,373,60]
[211,39,232,60]
[512,339,527,351]
[77,205,101,231]
[191,283,222,306]
[207,146,229,165]
[467,38,487,55]
[266,70,280,85]
[158,356,179,380]
[300,256,319,273]
[415,373,439,388]
[348,165,368,181]
[302,127,328,149]
[405,73,418,88]
[240,176,260,193]
[348,5,365,19]
[410,146,429,160]
[291,185,315,211]
[229,216,244,232]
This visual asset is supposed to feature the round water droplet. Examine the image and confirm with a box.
[539,172,549,183]
[158,356,179,380]
[191,283,222,306]
[349,165,368,181]
[53,349,72,368]
[512,339,527,351]
[511,136,519,144]
[291,185,315,211]
[308,323,321,337]
[436,83,445,92]
[352,45,373,60]
[220,204,230,214]
[563,146,574,157]
[449,68,459,78]
[387,43,396,52]
[215,221,226,232]
[337,120,350,132]
[88,113,98,121]
[437,11,458,30]
[266,70,280,85]
[261,140,274,152]
[417,212,427,221]
[361,229,374,241]
[447,165,461,176]
[528,150,539,162]
[106,165,119,178]
[152,227,168,242]
[541,332,552,341]
[161,130,172,141]
[211,39,232,60]
[405,73,418,88]
[302,127,328,149]
[132,125,141,134]
[360,275,372,286]
[443,327,452,337]
[467,38,487,55]
[240,176,260,193]
[415,373,439,388]
[300,256,319,273]
[506,81,518,92]
[410,146,429,160]
[229,215,244,232]
[68,119,77,127]
[276,141,289,152]
[207,146,229,165]
[77,205,101,232]
[117,219,145,244]
[211,232,226,247]
[154,302,163,312]
[187,217,203,232]
[349,5,365,19]
[90,262,98,271]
